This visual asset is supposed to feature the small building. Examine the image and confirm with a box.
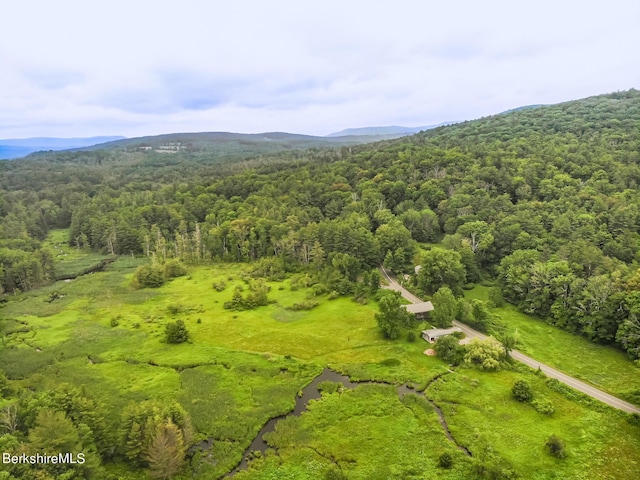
[403,301,434,320]
[421,327,463,343]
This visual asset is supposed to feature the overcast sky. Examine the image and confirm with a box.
[1,0,639,139]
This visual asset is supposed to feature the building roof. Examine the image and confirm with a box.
[422,327,463,338]
[404,301,434,314]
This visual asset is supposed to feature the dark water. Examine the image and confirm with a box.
[221,368,470,476]
[227,369,357,475]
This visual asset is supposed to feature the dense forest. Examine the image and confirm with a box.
[2,90,640,359]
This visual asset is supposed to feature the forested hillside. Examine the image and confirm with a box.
[1,90,640,360]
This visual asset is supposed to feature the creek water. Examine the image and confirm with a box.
[222,367,470,477]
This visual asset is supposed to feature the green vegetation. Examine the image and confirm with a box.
[465,285,640,402]
[512,379,534,402]
[2,91,640,478]
[374,290,412,339]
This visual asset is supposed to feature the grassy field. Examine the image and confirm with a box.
[238,384,470,480]
[1,252,639,479]
[431,368,640,480]
[465,285,640,403]
[43,228,114,279]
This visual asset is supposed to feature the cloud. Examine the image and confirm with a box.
[23,70,85,90]
[1,1,639,138]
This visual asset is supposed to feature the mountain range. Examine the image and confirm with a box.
[0,136,125,160]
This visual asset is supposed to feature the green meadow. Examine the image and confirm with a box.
[42,228,114,279]
[465,285,640,403]
[1,256,639,479]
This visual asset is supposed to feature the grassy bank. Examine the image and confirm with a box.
[465,285,640,404]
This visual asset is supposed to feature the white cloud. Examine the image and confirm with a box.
[1,0,639,137]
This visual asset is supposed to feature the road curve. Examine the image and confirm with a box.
[379,267,640,414]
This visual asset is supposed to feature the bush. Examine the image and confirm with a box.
[287,300,320,311]
[165,320,190,344]
[512,379,534,402]
[164,259,187,279]
[532,397,555,415]
[545,435,566,458]
[248,257,285,280]
[310,284,329,297]
[224,280,270,310]
[406,331,417,343]
[434,335,465,365]
[488,287,505,308]
[290,273,313,291]
[627,413,640,426]
[167,303,183,315]
[324,467,348,480]
[212,280,227,292]
[463,338,505,371]
[132,264,166,288]
[110,317,120,327]
[438,452,454,469]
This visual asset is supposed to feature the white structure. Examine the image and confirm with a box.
[421,327,463,342]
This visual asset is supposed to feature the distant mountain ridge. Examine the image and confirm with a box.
[326,122,455,137]
[0,136,125,159]
[72,131,405,156]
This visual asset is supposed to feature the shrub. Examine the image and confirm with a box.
[333,278,354,295]
[249,257,285,280]
[512,379,534,402]
[290,273,314,291]
[165,320,189,344]
[324,467,348,480]
[532,397,555,415]
[212,280,227,292]
[627,413,640,426]
[224,281,270,310]
[406,331,417,343]
[488,287,505,308]
[164,259,187,279]
[438,452,454,469]
[463,338,505,371]
[167,303,183,315]
[287,300,320,311]
[545,435,566,458]
[309,283,329,297]
[132,264,165,288]
[434,335,465,365]
[110,317,120,327]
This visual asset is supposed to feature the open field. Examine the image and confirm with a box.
[1,258,639,479]
[465,285,640,404]
[43,228,114,279]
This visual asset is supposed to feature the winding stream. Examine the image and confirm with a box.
[220,367,470,477]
